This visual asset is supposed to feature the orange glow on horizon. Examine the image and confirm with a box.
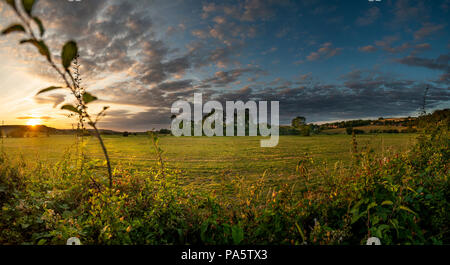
[26,118,42,126]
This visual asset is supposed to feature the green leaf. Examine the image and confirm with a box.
[37,238,47,245]
[381,200,393,206]
[200,222,208,242]
[33,17,44,36]
[1,24,25,35]
[351,212,365,224]
[367,202,377,210]
[20,39,50,60]
[21,0,35,16]
[231,225,244,245]
[61,104,80,114]
[399,205,417,216]
[61,41,78,69]
[295,222,306,242]
[36,86,62,95]
[83,92,98,104]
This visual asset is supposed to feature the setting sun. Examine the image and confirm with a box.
[26,119,42,126]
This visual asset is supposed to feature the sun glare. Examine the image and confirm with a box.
[26,119,42,126]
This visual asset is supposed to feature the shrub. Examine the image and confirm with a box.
[300,125,311,137]
[346,127,364,135]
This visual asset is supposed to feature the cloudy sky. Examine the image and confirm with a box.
[0,0,449,131]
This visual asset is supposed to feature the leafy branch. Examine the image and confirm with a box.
[1,0,113,189]
[148,131,166,181]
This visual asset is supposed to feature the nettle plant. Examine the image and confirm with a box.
[1,0,113,188]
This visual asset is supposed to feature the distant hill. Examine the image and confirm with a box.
[319,109,449,135]
[0,125,121,137]
[2,109,447,137]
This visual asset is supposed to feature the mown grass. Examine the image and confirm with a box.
[2,134,416,192]
[0,124,448,245]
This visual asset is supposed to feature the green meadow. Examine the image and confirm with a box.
[2,134,416,190]
[1,120,448,245]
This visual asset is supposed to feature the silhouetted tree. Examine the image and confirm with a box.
[292,116,306,128]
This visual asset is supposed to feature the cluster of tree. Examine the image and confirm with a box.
[122,131,139,137]
[158,129,171,135]
[320,119,372,130]
[291,116,312,136]
[374,118,416,127]
[320,117,418,130]
[346,127,419,135]
[122,130,171,137]
[152,109,449,138]
[169,113,322,137]
[2,129,40,138]
[170,109,264,136]
[346,127,364,135]
[417,108,449,127]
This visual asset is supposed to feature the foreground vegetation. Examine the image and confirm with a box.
[0,112,448,245]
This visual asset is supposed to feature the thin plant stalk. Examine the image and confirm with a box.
[2,1,113,189]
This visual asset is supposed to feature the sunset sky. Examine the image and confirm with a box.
[0,0,449,131]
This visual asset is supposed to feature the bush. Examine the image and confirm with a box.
[346,128,364,135]
[159,129,171,135]
[7,129,26,138]
[346,127,353,135]
[402,128,418,133]
[300,125,311,136]
[382,129,399,134]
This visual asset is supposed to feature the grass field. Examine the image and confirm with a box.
[2,134,417,190]
[1,122,448,245]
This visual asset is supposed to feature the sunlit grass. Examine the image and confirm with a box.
[2,134,416,191]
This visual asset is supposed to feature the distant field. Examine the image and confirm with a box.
[322,125,408,134]
[2,134,417,190]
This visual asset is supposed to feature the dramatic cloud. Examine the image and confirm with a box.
[358,45,377,53]
[157,80,194,92]
[414,23,445,40]
[374,36,412,54]
[356,7,380,26]
[392,0,429,24]
[307,43,342,61]
[199,68,264,88]
[17,116,52,120]
[202,70,450,124]
[33,94,66,108]
[396,54,450,72]
[241,0,276,21]
[0,0,448,130]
